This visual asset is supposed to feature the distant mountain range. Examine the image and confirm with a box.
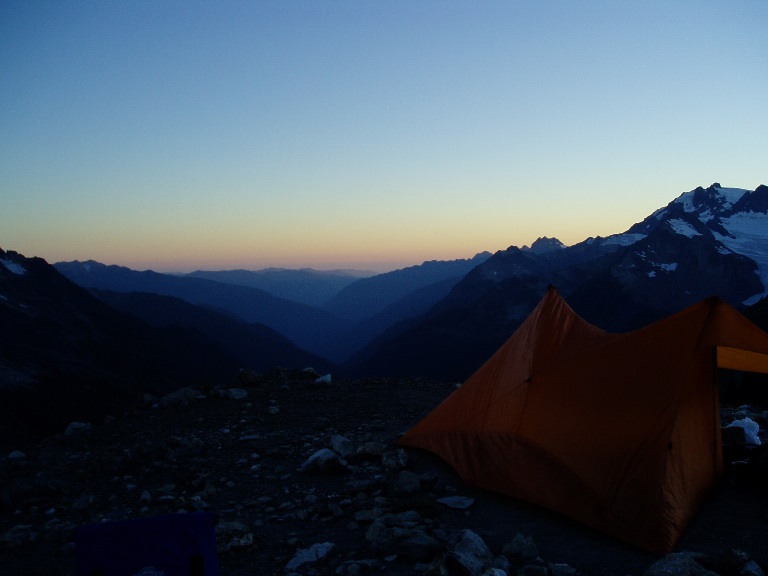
[185,267,374,308]
[0,248,330,443]
[3,182,768,440]
[53,261,354,362]
[53,253,492,363]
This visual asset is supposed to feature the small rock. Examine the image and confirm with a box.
[158,387,201,407]
[518,565,549,576]
[285,541,336,571]
[394,528,442,561]
[217,520,254,551]
[366,518,395,551]
[236,368,261,385]
[644,552,720,576]
[437,496,475,510]
[7,450,26,460]
[502,533,538,561]
[64,422,92,436]
[331,435,355,458]
[360,441,386,457]
[315,374,332,384]
[299,448,345,473]
[1,524,35,545]
[70,494,95,512]
[549,562,579,576]
[492,555,510,573]
[393,471,421,495]
[225,388,248,400]
[381,449,409,470]
[239,435,261,442]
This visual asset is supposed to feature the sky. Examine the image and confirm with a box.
[1,1,766,273]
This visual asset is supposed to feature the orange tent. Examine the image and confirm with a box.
[398,287,768,553]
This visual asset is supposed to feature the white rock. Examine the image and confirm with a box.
[299,448,342,472]
[330,435,355,458]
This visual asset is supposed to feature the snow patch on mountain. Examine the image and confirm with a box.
[674,185,748,213]
[716,211,768,304]
[1,258,26,275]
[599,233,646,247]
[668,219,702,238]
[716,187,749,208]
[647,262,678,279]
[698,210,714,223]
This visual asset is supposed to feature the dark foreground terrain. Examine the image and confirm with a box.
[1,373,767,575]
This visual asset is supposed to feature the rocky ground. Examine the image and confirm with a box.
[1,370,767,576]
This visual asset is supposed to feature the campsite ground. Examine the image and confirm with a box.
[1,374,767,575]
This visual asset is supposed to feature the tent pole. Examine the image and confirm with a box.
[712,347,720,481]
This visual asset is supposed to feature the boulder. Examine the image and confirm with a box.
[445,529,493,576]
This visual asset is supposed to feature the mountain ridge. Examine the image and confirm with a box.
[53,260,353,362]
[7,181,768,388]
[184,267,374,308]
[348,183,768,379]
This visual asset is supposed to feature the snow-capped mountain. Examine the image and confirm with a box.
[349,183,768,380]
[611,183,768,304]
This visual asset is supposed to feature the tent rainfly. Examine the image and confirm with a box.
[398,286,768,554]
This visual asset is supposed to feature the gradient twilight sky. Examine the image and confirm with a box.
[1,2,766,273]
